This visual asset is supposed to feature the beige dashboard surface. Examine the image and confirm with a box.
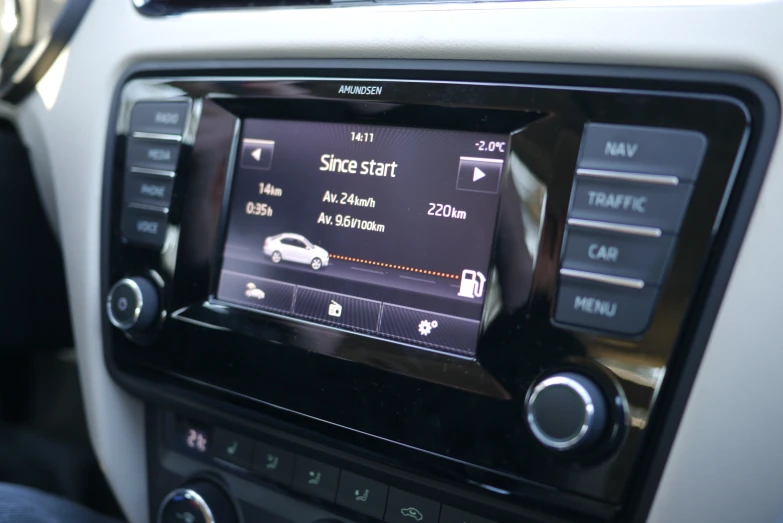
[12,0,783,521]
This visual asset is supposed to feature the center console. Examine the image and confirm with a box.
[101,60,775,523]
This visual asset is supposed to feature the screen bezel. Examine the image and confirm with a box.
[203,102,543,395]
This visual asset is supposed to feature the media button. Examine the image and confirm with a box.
[241,139,275,170]
[456,156,503,193]
[216,271,295,313]
[378,305,479,354]
[294,287,381,332]
[126,138,181,171]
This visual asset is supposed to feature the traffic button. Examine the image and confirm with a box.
[569,177,693,232]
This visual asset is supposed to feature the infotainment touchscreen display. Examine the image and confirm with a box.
[215,118,509,356]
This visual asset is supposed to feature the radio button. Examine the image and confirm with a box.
[555,277,658,335]
[124,171,174,207]
[562,227,675,284]
[293,287,381,332]
[121,205,168,248]
[129,101,188,136]
[569,177,693,233]
[126,138,181,172]
[578,123,707,181]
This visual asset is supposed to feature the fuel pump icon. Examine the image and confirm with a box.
[458,270,486,299]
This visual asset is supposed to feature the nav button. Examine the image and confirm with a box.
[456,157,503,193]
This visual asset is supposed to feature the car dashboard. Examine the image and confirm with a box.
[4,1,783,522]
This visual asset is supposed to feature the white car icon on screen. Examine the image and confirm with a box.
[263,233,330,270]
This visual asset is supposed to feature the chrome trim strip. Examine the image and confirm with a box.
[129,166,176,178]
[527,375,595,451]
[131,131,182,142]
[560,268,645,289]
[567,218,662,238]
[156,488,215,523]
[127,202,170,214]
[576,167,680,186]
[106,278,143,330]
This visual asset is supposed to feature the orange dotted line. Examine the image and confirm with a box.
[329,254,459,280]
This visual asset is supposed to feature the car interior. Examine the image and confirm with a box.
[0,1,781,522]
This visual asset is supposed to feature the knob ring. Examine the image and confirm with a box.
[527,375,596,451]
[107,278,143,330]
[157,488,215,523]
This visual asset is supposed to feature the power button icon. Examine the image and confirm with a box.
[107,277,159,332]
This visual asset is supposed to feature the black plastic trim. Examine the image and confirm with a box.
[100,59,779,522]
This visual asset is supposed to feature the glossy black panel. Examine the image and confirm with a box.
[103,63,768,521]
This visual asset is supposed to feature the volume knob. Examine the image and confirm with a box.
[525,372,608,451]
[106,277,159,331]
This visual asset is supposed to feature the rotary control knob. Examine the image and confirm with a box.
[158,481,237,523]
[525,372,608,451]
[106,277,159,331]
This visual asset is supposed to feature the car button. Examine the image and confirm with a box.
[291,457,340,502]
[124,171,174,207]
[378,304,479,355]
[251,441,296,486]
[562,227,675,284]
[294,287,381,332]
[569,177,693,232]
[578,123,707,181]
[121,205,167,248]
[126,138,181,171]
[336,471,389,520]
[385,488,441,523]
[216,271,296,313]
[555,276,658,335]
[212,428,254,468]
[440,506,495,523]
[129,101,189,136]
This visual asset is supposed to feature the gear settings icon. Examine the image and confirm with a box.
[418,319,439,336]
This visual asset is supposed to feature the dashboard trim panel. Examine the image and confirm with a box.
[100,59,779,522]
